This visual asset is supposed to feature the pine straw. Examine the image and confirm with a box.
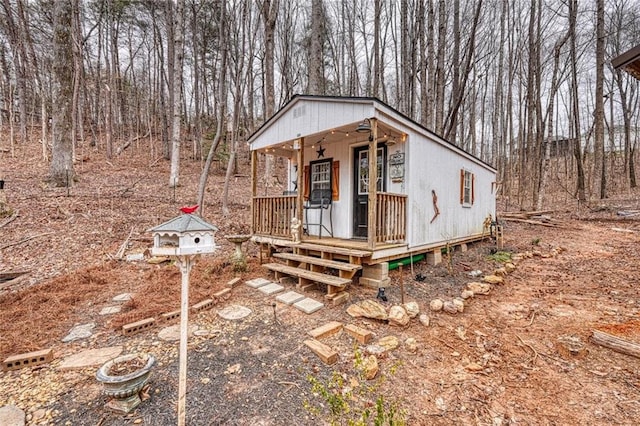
[0,262,124,358]
[0,256,266,359]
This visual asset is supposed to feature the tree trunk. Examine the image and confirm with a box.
[169,0,184,188]
[593,0,606,199]
[49,0,75,187]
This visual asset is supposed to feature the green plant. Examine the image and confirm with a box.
[487,251,512,263]
[531,237,541,246]
[304,347,406,426]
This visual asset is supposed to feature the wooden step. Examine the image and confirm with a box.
[294,243,371,258]
[263,263,351,289]
[272,252,362,272]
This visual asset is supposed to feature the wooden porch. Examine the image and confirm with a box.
[251,192,408,245]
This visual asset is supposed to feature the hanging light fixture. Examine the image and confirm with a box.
[356,118,372,133]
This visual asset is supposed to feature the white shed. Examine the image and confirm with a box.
[247,95,496,292]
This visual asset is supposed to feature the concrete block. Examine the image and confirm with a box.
[278,276,297,286]
[359,276,391,289]
[191,299,215,313]
[246,278,271,288]
[427,250,442,266]
[362,262,389,280]
[276,291,306,305]
[214,288,231,299]
[294,298,324,314]
[226,277,241,288]
[258,283,284,295]
[122,317,156,336]
[2,348,53,372]
[161,310,181,322]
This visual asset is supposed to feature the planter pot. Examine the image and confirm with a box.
[96,353,155,413]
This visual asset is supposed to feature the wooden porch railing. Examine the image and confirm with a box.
[252,195,296,238]
[375,192,407,243]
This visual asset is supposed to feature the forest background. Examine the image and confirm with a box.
[0,0,639,212]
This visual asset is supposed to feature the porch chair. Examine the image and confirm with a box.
[304,188,333,238]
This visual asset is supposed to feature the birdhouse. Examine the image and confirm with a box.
[148,214,218,256]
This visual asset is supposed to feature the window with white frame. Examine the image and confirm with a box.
[310,158,332,204]
[460,169,475,206]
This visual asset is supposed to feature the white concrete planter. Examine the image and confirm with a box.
[96,353,155,413]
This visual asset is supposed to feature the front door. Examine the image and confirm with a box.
[353,145,386,238]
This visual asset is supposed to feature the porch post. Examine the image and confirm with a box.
[250,150,257,234]
[367,118,378,249]
[296,138,304,241]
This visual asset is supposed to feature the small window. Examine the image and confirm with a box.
[460,169,475,206]
[309,158,332,205]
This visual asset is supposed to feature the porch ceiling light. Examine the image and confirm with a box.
[356,118,372,133]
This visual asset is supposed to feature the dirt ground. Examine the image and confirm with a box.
[1,138,640,425]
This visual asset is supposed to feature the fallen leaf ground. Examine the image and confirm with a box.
[1,139,640,425]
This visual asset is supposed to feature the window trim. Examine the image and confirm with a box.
[309,158,333,206]
[460,169,475,207]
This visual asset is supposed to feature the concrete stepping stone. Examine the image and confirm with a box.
[246,278,271,288]
[112,293,133,302]
[218,305,252,320]
[276,291,306,305]
[294,298,324,314]
[99,306,121,315]
[158,324,198,342]
[258,283,284,295]
[58,346,123,370]
[62,322,96,343]
[0,405,25,426]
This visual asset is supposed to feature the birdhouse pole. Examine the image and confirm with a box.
[148,210,218,426]
[176,254,194,426]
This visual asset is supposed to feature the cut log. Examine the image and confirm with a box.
[591,330,640,359]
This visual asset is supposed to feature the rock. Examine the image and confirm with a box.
[378,335,399,351]
[419,314,430,327]
[362,355,379,380]
[365,344,386,355]
[430,299,444,311]
[493,267,507,276]
[482,275,504,285]
[388,305,410,326]
[224,363,241,374]
[58,346,123,370]
[158,324,198,341]
[467,282,491,295]
[461,289,474,299]
[346,299,388,320]
[0,405,25,426]
[556,335,588,359]
[504,262,516,273]
[405,337,418,353]
[404,301,420,318]
[62,322,96,343]
[112,293,133,302]
[469,270,483,277]
[453,298,465,313]
[218,305,252,320]
[443,301,458,314]
[465,362,484,372]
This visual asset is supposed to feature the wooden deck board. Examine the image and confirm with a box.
[263,263,351,288]
[272,253,362,272]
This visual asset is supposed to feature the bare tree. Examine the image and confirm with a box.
[593,0,606,199]
[49,0,75,187]
[169,0,184,188]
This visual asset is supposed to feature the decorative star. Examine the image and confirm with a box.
[293,164,298,173]
[316,145,326,158]
[292,180,298,190]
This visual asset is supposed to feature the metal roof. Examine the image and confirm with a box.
[148,214,218,234]
[612,44,640,80]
